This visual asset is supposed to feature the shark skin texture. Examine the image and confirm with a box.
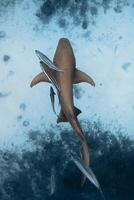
[30,38,95,186]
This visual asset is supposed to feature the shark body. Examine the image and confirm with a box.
[30,38,95,185]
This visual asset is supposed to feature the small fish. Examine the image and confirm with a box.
[50,167,56,195]
[122,62,131,71]
[35,50,63,72]
[97,48,103,55]
[40,62,60,92]
[114,45,118,55]
[71,154,105,200]
[50,86,57,116]
[0,92,10,98]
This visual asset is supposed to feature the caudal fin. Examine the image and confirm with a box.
[80,140,90,186]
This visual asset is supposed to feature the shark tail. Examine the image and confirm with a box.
[80,141,90,186]
[69,117,90,186]
[57,107,90,186]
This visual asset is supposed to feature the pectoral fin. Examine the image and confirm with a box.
[30,72,50,88]
[74,69,95,86]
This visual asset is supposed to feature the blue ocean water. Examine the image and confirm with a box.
[0,0,134,199]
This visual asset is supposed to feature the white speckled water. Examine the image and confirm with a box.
[0,0,134,148]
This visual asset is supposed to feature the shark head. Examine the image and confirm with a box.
[53,38,76,69]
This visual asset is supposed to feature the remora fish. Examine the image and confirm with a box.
[35,50,63,72]
[30,62,60,91]
[30,38,95,185]
[71,154,105,200]
[50,167,56,195]
[50,86,57,116]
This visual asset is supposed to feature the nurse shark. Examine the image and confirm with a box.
[30,38,95,185]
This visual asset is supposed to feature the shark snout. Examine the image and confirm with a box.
[58,38,71,47]
[59,38,69,42]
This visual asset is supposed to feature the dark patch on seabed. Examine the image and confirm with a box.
[0,121,134,200]
[0,31,6,39]
[36,0,130,29]
[19,103,27,111]
[0,92,10,98]
[74,85,84,99]
[3,55,10,62]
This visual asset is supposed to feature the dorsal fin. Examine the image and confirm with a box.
[57,106,81,123]
[74,69,95,86]
[74,106,82,116]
